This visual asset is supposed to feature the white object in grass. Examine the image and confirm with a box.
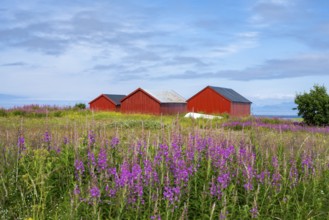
[184,112,222,120]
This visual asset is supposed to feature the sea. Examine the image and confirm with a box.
[254,115,301,120]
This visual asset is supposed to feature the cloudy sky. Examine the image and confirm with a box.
[1,0,329,115]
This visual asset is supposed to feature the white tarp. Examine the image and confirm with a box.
[184,112,223,120]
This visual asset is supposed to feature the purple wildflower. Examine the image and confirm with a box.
[143,160,153,185]
[88,151,96,167]
[63,137,69,145]
[108,167,117,176]
[74,159,85,180]
[90,186,100,198]
[17,135,26,153]
[88,130,95,147]
[55,146,61,154]
[250,205,258,218]
[257,170,270,184]
[44,131,51,143]
[244,181,253,191]
[97,148,107,170]
[109,189,116,197]
[301,154,313,169]
[289,159,298,187]
[150,215,161,220]
[219,210,228,220]
[272,156,279,169]
[163,186,174,203]
[116,162,131,187]
[272,172,281,190]
[73,185,80,195]
[110,136,119,148]
[217,173,230,189]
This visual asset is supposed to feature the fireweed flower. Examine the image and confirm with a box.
[63,137,69,145]
[272,156,279,169]
[109,189,116,197]
[257,170,270,184]
[217,173,230,189]
[301,155,313,168]
[54,145,61,154]
[108,167,117,176]
[219,210,228,220]
[289,159,298,187]
[163,186,180,204]
[88,151,96,167]
[173,160,189,185]
[250,205,258,218]
[88,130,95,147]
[110,136,119,148]
[150,215,161,220]
[90,186,100,198]
[17,135,26,153]
[97,148,107,171]
[243,165,254,191]
[44,131,51,144]
[116,162,131,187]
[73,185,80,195]
[143,160,153,185]
[74,159,85,180]
[271,173,281,191]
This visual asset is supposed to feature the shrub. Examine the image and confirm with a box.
[0,109,7,117]
[294,85,329,126]
[74,103,86,110]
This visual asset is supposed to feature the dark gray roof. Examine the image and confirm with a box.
[209,86,251,103]
[104,94,126,105]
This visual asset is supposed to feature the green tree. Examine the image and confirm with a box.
[294,85,329,126]
[74,103,86,110]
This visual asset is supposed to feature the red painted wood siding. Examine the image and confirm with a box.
[160,103,187,115]
[231,103,250,117]
[121,90,161,114]
[187,87,231,114]
[90,96,116,111]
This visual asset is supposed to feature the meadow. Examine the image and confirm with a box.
[0,105,329,219]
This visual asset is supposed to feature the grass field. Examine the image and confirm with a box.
[0,108,329,219]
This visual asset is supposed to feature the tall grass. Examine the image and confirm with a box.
[0,113,328,219]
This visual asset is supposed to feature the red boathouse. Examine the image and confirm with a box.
[187,86,251,117]
[120,88,187,115]
[89,94,126,111]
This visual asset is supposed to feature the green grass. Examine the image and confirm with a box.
[0,111,328,219]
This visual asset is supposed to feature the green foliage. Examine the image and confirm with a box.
[74,103,86,110]
[0,109,7,117]
[295,85,329,126]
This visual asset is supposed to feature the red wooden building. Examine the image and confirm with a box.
[121,88,187,115]
[187,86,251,117]
[89,94,126,111]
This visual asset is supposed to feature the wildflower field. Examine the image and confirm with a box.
[1,107,329,219]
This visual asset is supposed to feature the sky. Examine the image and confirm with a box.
[1,0,329,115]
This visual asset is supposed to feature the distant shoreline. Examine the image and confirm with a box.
[254,115,300,119]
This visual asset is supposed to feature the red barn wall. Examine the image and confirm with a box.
[90,96,116,111]
[187,87,231,114]
[121,90,161,114]
[160,103,187,115]
[231,103,251,117]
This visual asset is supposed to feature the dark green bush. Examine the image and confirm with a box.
[0,109,7,117]
[74,103,86,110]
[295,85,329,126]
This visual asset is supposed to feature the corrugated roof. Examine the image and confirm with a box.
[144,89,186,103]
[104,94,126,105]
[209,86,251,103]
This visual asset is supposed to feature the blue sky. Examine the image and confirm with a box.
[1,0,329,115]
